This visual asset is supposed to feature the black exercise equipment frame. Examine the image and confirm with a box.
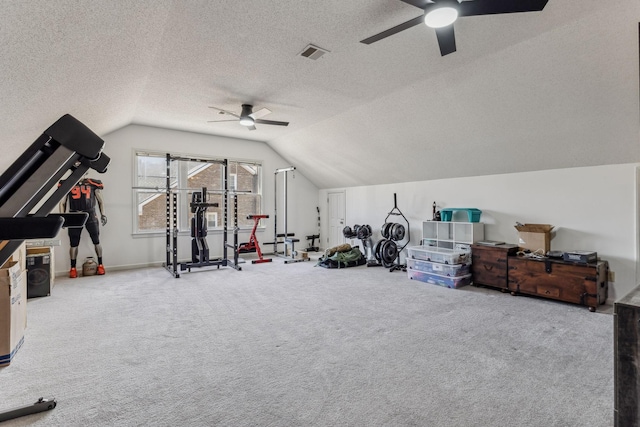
[0,114,110,422]
[379,193,410,272]
[305,234,320,252]
[0,397,57,423]
[305,206,320,252]
[163,154,241,278]
[187,187,219,266]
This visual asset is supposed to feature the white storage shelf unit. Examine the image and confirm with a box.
[422,221,484,251]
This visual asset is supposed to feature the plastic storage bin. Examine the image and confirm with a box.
[407,270,472,289]
[406,258,470,276]
[440,208,482,223]
[407,246,471,265]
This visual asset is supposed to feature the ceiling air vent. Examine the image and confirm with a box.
[299,44,329,60]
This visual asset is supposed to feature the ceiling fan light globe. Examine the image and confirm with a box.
[424,7,458,28]
[239,117,255,126]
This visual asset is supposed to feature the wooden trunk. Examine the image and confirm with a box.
[508,256,608,311]
[470,244,518,291]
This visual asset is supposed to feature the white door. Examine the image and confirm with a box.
[328,191,345,248]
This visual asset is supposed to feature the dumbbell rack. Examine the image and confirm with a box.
[342,224,375,263]
[374,193,410,272]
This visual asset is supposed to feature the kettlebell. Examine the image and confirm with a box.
[82,257,98,276]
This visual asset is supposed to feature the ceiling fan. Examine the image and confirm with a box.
[208,104,289,131]
[360,0,549,56]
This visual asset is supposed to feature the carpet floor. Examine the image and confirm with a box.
[0,257,614,426]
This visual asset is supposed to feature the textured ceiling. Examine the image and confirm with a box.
[0,0,638,188]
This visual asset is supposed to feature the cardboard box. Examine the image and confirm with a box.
[26,239,61,248]
[515,224,554,253]
[26,247,53,257]
[0,240,26,271]
[0,262,27,367]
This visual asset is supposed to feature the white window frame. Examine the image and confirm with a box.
[206,212,218,229]
[229,173,238,192]
[132,150,263,236]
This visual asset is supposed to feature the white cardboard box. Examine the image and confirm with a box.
[0,262,27,366]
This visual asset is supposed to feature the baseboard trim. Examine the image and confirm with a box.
[55,261,165,277]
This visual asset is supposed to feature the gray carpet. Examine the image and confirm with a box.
[0,257,614,426]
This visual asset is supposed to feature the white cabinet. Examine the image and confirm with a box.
[422,221,484,251]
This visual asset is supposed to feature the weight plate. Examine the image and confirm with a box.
[386,222,394,239]
[382,222,392,239]
[373,239,383,262]
[381,240,398,264]
[366,225,372,237]
[392,224,405,241]
[356,226,365,240]
[389,223,398,241]
[380,240,389,263]
[342,226,352,238]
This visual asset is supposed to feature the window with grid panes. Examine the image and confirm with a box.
[133,152,262,234]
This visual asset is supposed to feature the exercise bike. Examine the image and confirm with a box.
[238,214,272,264]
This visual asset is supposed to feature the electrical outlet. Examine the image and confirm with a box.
[609,271,615,282]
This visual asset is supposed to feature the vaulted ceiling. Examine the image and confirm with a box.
[1,0,639,189]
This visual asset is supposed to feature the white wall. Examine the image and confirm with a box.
[52,123,639,302]
[53,124,319,274]
[320,163,638,302]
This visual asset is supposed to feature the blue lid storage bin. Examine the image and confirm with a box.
[440,208,482,223]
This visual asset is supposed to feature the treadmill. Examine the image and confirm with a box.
[0,114,110,422]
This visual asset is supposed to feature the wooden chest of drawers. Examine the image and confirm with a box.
[508,256,608,311]
[470,244,519,291]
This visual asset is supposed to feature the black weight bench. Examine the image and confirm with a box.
[305,234,319,252]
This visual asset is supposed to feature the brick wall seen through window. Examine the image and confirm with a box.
[135,154,262,233]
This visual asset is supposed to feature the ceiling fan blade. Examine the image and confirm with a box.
[458,0,549,17]
[251,107,272,119]
[254,119,289,127]
[207,119,239,123]
[435,25,456,56]
[360,15,424,44]
[399,0,432,10]
[208,106,240,118]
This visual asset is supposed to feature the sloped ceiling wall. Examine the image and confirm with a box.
[275,3,640,187]
[0,0,638,189]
